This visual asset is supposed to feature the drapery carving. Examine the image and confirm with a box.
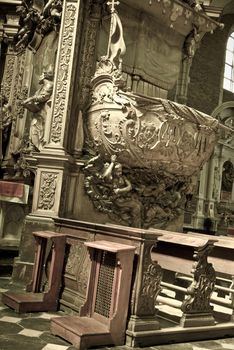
[22,68,54,151]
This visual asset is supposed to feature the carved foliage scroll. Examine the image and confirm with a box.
[50,4,76,144]
[133,241,162,317]
[38,172,58,210]
[1,48,16,100]
[64,238,91,297]
[181,245,216,314]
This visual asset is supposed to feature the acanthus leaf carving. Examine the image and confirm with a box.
[181,244,216,314]
[1,53,16,100]
[38,172,58,210]
[50,3,76,144]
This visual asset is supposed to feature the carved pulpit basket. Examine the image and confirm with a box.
[51,240,135,350]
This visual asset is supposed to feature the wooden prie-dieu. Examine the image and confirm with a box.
[2,231,66,312]
[51,240,135,349]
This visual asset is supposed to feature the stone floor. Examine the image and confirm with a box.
[1,277,234,350]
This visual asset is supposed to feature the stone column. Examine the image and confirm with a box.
[193,164,208,230]
[175,59,192,105]
[31,0,83,219]
[206,152,216,218]
[31,0,104,219]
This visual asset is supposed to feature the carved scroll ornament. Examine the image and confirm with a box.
[38,172,58,210]
[83,4,229,229]
[181,244,216,314]
[85,56,220,178]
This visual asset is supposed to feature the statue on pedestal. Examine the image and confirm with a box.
[22,68,54,151]
[0,95,12,161]
[221,161,234,193]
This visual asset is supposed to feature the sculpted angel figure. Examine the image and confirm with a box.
[22,67,54,151]
[103,155,142,227]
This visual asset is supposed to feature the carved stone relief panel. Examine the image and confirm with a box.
[14,32,58,156]
[64,238,91,296]
[38,172,58,211]
[32,167,63,217]
[2,203,25,242]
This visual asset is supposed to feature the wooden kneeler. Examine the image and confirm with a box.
[2,231,66,313]
[51,240,135,349]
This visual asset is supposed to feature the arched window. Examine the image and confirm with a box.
[223,32,234,92]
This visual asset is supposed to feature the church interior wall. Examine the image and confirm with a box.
[187,14,234,115]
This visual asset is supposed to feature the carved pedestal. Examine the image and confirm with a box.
[2,231,66,312]
[152,231,216,328]
[51,240,135,349]
[126,233,163,347]
[180,242,216,327]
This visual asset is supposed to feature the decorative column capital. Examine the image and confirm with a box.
[3,14,19,42]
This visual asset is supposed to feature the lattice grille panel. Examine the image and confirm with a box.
[94,251,116,317]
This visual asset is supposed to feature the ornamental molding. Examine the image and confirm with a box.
[1,50,16,100]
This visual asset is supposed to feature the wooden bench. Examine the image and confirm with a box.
[150,229,217,327]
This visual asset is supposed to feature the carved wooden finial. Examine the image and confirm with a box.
[106,0,126,70]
